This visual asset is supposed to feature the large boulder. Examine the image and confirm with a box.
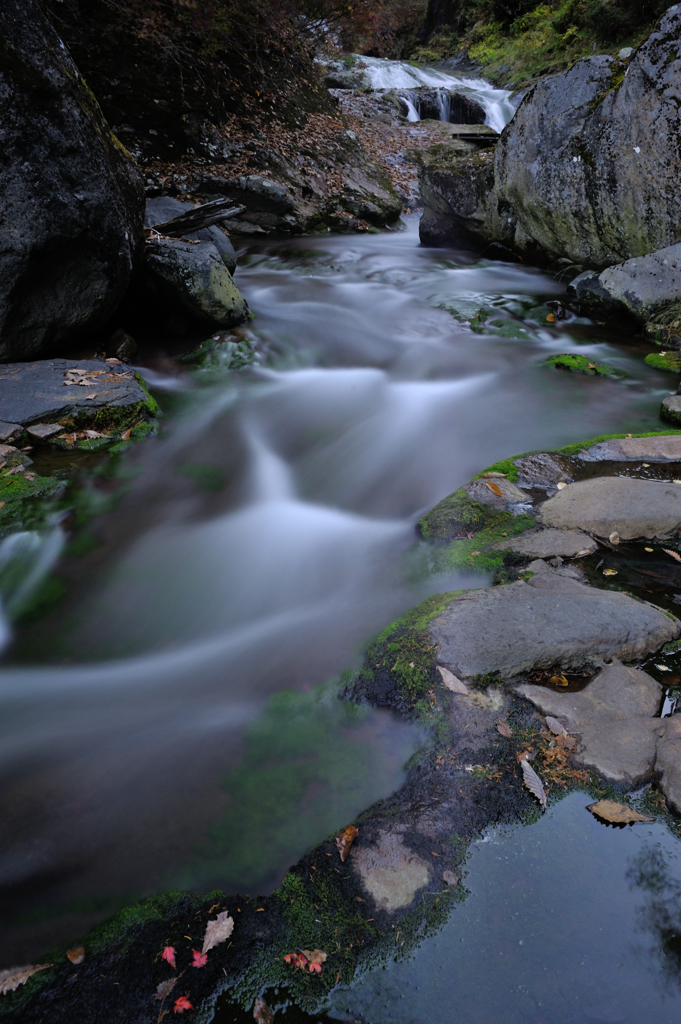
[538,476,681,540]
[0,0,144,362]
[144,239,248,327]
[568,243,681,322]
[419,150,501,247]
[493,7,681,268]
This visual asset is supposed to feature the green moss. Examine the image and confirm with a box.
[472,458,520,482]
[418,486,524,541]
[426,515,535,580]
[545,352,624,377]
[0,474,63,535]
[645,351,681,373]
[180,336,258,374]
[554,429,681,456]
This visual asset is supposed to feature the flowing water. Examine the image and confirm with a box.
[1,69,680,1018]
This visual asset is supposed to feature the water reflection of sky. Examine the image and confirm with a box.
[329,791,681,1024]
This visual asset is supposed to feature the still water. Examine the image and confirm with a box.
[0,219,678,977]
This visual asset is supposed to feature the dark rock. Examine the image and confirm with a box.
[660,394,681,425]
[568,244,681,323]
[513,452,574,486]
[322,64,372,90]
[490,528,597,559]
[655,714,681,813]
[0,359,153,425]
[198,174,295,216]
[419,150,499,246]
[399,88,486,124]
[538,476,681,540]
[584,434,681,461]
[428,574,679,677]
[144,198,237,275]
[0,422,23,444]
[107,328,138,363]
[0,0,144,361]
[144,239,248,327]
[463,476,530,508]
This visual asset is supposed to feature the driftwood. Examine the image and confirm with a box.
[150,198,246,236]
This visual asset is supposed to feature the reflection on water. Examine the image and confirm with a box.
[328,793,681,1024]
[0,219,676,967]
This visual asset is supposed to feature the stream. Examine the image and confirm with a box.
[1,67,681,1020]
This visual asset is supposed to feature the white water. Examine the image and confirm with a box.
[357,54,515,132]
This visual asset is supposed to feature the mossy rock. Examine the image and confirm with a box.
[418,486,527,542]
[645,351,681,373]
[544,353,623,377]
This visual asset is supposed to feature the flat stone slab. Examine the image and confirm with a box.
[429,574,679,678]
[464,477,530,508]
[539,476,681,540]
[352,832,431,913]
[0,359,149,426]
[490,528,596,558]
[584,434,681,461]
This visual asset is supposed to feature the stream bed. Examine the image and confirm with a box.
[2,218,681,1015]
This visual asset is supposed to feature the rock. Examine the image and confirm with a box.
[351,833,431,912]
[661,394,681,426]
[0,422,23,444]
[0,359,154,426]
[463,476,530,508]
[655,714,681,813]
[322,65,372,91]
[419,150,498,247]
[644,318,681,350]
[583,434,681,461]
[429,574,679,678]
[144,198,237,275]
[568,244,681,323]
[107,329,138,363]
[26,423,64,441]
[490,528,596,559]
[0,0,144,361]
[398,88,486,124]
[517,663,664,784]
[492,7,681,269]
[539,477,681,540]
[513,452,574,485]
[144,239,248,328]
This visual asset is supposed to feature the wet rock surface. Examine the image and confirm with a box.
[539,476,681,540]
[144,198,237,275]
[489,528,596,558]
[0,0,144,362]
[569,243,681,323]
[144,238,248,327]
[464,475,530,508]
[352,833,432,912]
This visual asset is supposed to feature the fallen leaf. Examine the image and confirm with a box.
[84,430,109,439]
[442,870,459,885]
[656,664,672,672]
[0,964,51,994]
[84,393,99,400]
[586,800,653,824]
[609,531,620,545]
[546,313,557,322]
[602,568,618,576]
[519,754,547,810]
[67,947,84,965]
[202,911,234,954]
[162,946,176,968]
[121,428,132,441]
[497,721,512,737]
[2,465,23,476]
[587,362,597,370]
[300,949,327,966]
[545,715,567,736]
[157,977,177,1000]
[192,950,207,968]
[23,472,37,481]
[556,481,567,490]
[556,733,577,750]
[549,674,569,687]
[663,548,681,563]
[253,996,274,1024]
[642,463,650,468]
[437,665,468,694]
[481,471,507,478]
[645,547,654,552]
[174,996,193,1014]
[336,824,358,862]
[485,480,503,496]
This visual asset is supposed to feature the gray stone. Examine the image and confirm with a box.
[429,574,679,678]
[584,435,681,461]
[517,663,665,784]
[144,239,248,327]
[144,198,237,275]
[419,150,498,247]
[490,529,597,559]
[198,174,295,216]
[26,423,64,440]
[569,244,681,323]
[322,66,372,91]
[0,422,23,444]
[513,452,574,486]
[661,394,681,426]
[352,832,431,912]
[0,0,144,361]
[463,477,530,509]
[539,476,681,540]
[655,714,681,813]
[0,360,151,426]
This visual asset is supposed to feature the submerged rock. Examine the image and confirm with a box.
[490,528,596,559]
[144,238,248,327]
[352,833,432,912]
[569,244,681,323]
[539,477,681,540]
[0,0,144,361]
[429,574,679,677]
[517,663,664,784]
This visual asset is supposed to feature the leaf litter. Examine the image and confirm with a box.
[202,910,234,954]
[0,963,51,995]
[336,824,358,862]
[437,665,469,694]
[587,800,654,825]
[518,752,547,810]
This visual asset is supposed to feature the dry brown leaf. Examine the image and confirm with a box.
[609,531,620,545]
[602,568,618,576]
[300,949,327,965]
[0,963,51,995]
[253,996,274,1024]
[485,480,503,496]
[202,910,234,954]
[481,471,507,478]
[437,665,468,694]
[556,481,567,490]
[336,824,358,862]
[545,715,567,736]
[121,428,132,441]
[586,800,653,824]
[66,947,84,965]
[156,977,177,1000]
[549,674,569,687]
[663,548,681,563]
[556,733,577,750]
[497,721,512,737]
[546,313,557,322]
[519,754,547,810]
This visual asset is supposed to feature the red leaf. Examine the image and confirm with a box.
[497,722,512,738]
[162,946,176,968]
[191,950,207,969]
[308,961,322,974]
[174,996,193,1014]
